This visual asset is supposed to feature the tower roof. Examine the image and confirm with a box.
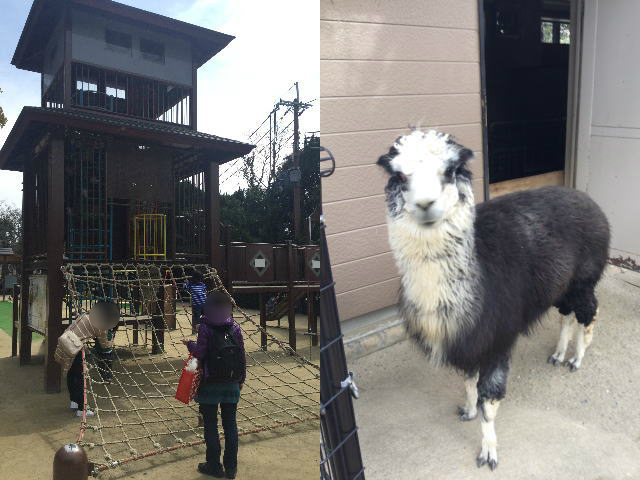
[0,107,254,172]
[12,0,234,73]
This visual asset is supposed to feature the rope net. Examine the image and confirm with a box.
[61,263,319,475]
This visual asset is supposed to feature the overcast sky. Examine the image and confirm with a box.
[0,0,319,205]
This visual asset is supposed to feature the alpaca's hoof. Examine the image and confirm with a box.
[566,357,581,371]
[457,406,477,421]
[548,353,563,366]
[477,451,498,470]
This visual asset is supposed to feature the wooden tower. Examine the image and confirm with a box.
[0,0,253,393]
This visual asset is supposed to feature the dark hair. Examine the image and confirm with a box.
[204,291,232,309]
[191,271,204,283]
[90,301,120,329]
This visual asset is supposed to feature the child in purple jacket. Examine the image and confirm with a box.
[182,291,246,479]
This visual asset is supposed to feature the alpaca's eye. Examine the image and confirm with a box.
[397,172,408,183]
[444,166,456,178]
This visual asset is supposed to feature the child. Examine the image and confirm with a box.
[184,271,207,333]
[56,301,119,417]
[182,291,246,479]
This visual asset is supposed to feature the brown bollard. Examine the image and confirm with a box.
[53,444,89,480]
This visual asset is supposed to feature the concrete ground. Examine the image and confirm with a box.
[0,311,318,479]
[349,267,640,479]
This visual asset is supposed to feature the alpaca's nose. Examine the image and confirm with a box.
[416,200,435,211]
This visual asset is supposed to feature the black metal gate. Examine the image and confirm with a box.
[319,146,365,479]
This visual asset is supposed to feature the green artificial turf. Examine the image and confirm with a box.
[0,301,43,339]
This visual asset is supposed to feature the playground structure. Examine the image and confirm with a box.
[60,263,318,476]
[0,0,319,397]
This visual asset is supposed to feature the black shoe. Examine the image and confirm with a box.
[198,462,225,478]
[225,470,236,479]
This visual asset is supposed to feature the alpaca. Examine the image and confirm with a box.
[376,130,610,470]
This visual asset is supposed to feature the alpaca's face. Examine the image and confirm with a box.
[377,130,474,226]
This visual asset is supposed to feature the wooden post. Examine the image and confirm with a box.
[308,290,318,347]
[163,281,176,330]
[191,65,198,130]
[205,159,220,270]
[259,293,267,351]
[45,135,65,393]
[53,444,89,480]
[152,282,165,354]
[11,284,20,357]
[20,165,33,365]
[151,315,164,355]
[287,243,296,352]
[224,226,232,292]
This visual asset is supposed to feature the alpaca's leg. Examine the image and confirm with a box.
[567,308,598,371]
[548,315,576,366]
[458,371,479,421]
[476,357,509,470]
[478,399,500,470]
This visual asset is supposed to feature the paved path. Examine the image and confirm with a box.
[350,267,640,479]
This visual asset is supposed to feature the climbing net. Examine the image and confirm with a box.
[61,263,319,476]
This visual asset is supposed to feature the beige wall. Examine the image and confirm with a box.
[320,0,484,321]
[575,0,640,263]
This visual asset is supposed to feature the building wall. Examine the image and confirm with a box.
[320,0,484,321]
[575,0,640,262]
[71,9,193,86]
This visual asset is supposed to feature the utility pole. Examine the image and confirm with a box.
[276,82,312,244]
[292,82,302,244]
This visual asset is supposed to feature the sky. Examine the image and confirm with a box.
[0,0,319,205]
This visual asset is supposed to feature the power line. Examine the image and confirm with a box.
[221,82,314,193]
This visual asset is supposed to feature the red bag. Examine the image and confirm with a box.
[175,354,202,404]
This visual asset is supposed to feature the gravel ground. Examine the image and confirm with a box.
[350,267,640,480]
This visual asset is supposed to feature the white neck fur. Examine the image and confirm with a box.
[387,182,480,364]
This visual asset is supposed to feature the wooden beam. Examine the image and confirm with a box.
[45,135,65,393]
[205,159,220,270]
[11,284,20,357]
[191,65,198,130]
[259,293,267,351]
[287,243,296,352]
[19,164,34,365]
[489,170,565,199]
[308,290,317,347]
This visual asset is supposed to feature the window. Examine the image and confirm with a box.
[541,19,570,44]
[105,29,132,53]
[140,38,165,63]
[76,80,97,92]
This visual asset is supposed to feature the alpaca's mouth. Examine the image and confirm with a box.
[416,217,438,227]
[413,211,441,226]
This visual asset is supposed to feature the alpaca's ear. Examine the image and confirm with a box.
[377,146,398,175]
[456,147,474,181]
[458,147,474,165]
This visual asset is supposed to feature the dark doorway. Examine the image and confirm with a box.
[482,0,572,189]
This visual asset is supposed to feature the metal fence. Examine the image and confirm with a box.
[319,146,365,479]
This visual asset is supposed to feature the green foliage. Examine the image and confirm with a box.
[221,135,320,244]
[0,201,22,254]
[0,88,6,129]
